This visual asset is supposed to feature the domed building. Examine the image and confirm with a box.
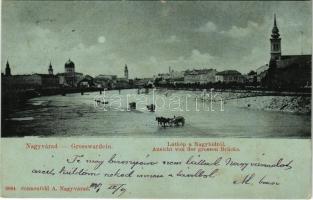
[56,59,83,87]
[65,59,75,73]
[64,59,76,86]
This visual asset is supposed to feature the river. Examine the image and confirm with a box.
[2,89,310,138]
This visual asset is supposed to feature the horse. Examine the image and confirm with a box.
[171,116,185,126]
[156,117,171,127]
[156,117,161,125]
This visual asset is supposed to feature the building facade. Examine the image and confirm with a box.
[2,74,59,90]
[78,75,94,88]
[215,70,244,83]
[256,64,269,83]
[156,73,171,81]
[94,74,117,89]
[56,59,84,87]
[184,69,217,84]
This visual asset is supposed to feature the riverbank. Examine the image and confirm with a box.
[2,88,311,117]
[227,96,311,114]
[188,90,311,114]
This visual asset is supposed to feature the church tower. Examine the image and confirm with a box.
[64,59,76,86]
[124,64,128,79]
[48,62,53,75]
[5,61,11,76]
[270,14,281,61]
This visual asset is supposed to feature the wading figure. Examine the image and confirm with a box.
[147,104,156,112]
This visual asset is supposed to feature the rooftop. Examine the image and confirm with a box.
[185,68,216,75]
[216,70,242,76]
[280,54,311,60]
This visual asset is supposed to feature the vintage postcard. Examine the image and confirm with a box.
[1,0,312,198]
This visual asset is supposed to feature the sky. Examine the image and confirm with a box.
[1,0,312,78]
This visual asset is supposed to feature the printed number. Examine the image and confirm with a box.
[5,186,16,191]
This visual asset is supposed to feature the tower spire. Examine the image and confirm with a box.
[124,64,129,79]
[270,14,281,61]
[5,60,11,76]
[48,61,53,75]
[274,14,277,27]
[271,13,280,38]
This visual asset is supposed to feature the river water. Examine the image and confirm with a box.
[2,89,310,138]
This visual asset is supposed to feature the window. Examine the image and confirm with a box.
[273,43,280,51]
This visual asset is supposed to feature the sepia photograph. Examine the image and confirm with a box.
[1,0,311,138]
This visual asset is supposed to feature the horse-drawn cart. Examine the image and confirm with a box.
[156,116,185,127]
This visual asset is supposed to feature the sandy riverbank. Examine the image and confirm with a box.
[227,95,311,114]
[165,89,311,114]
